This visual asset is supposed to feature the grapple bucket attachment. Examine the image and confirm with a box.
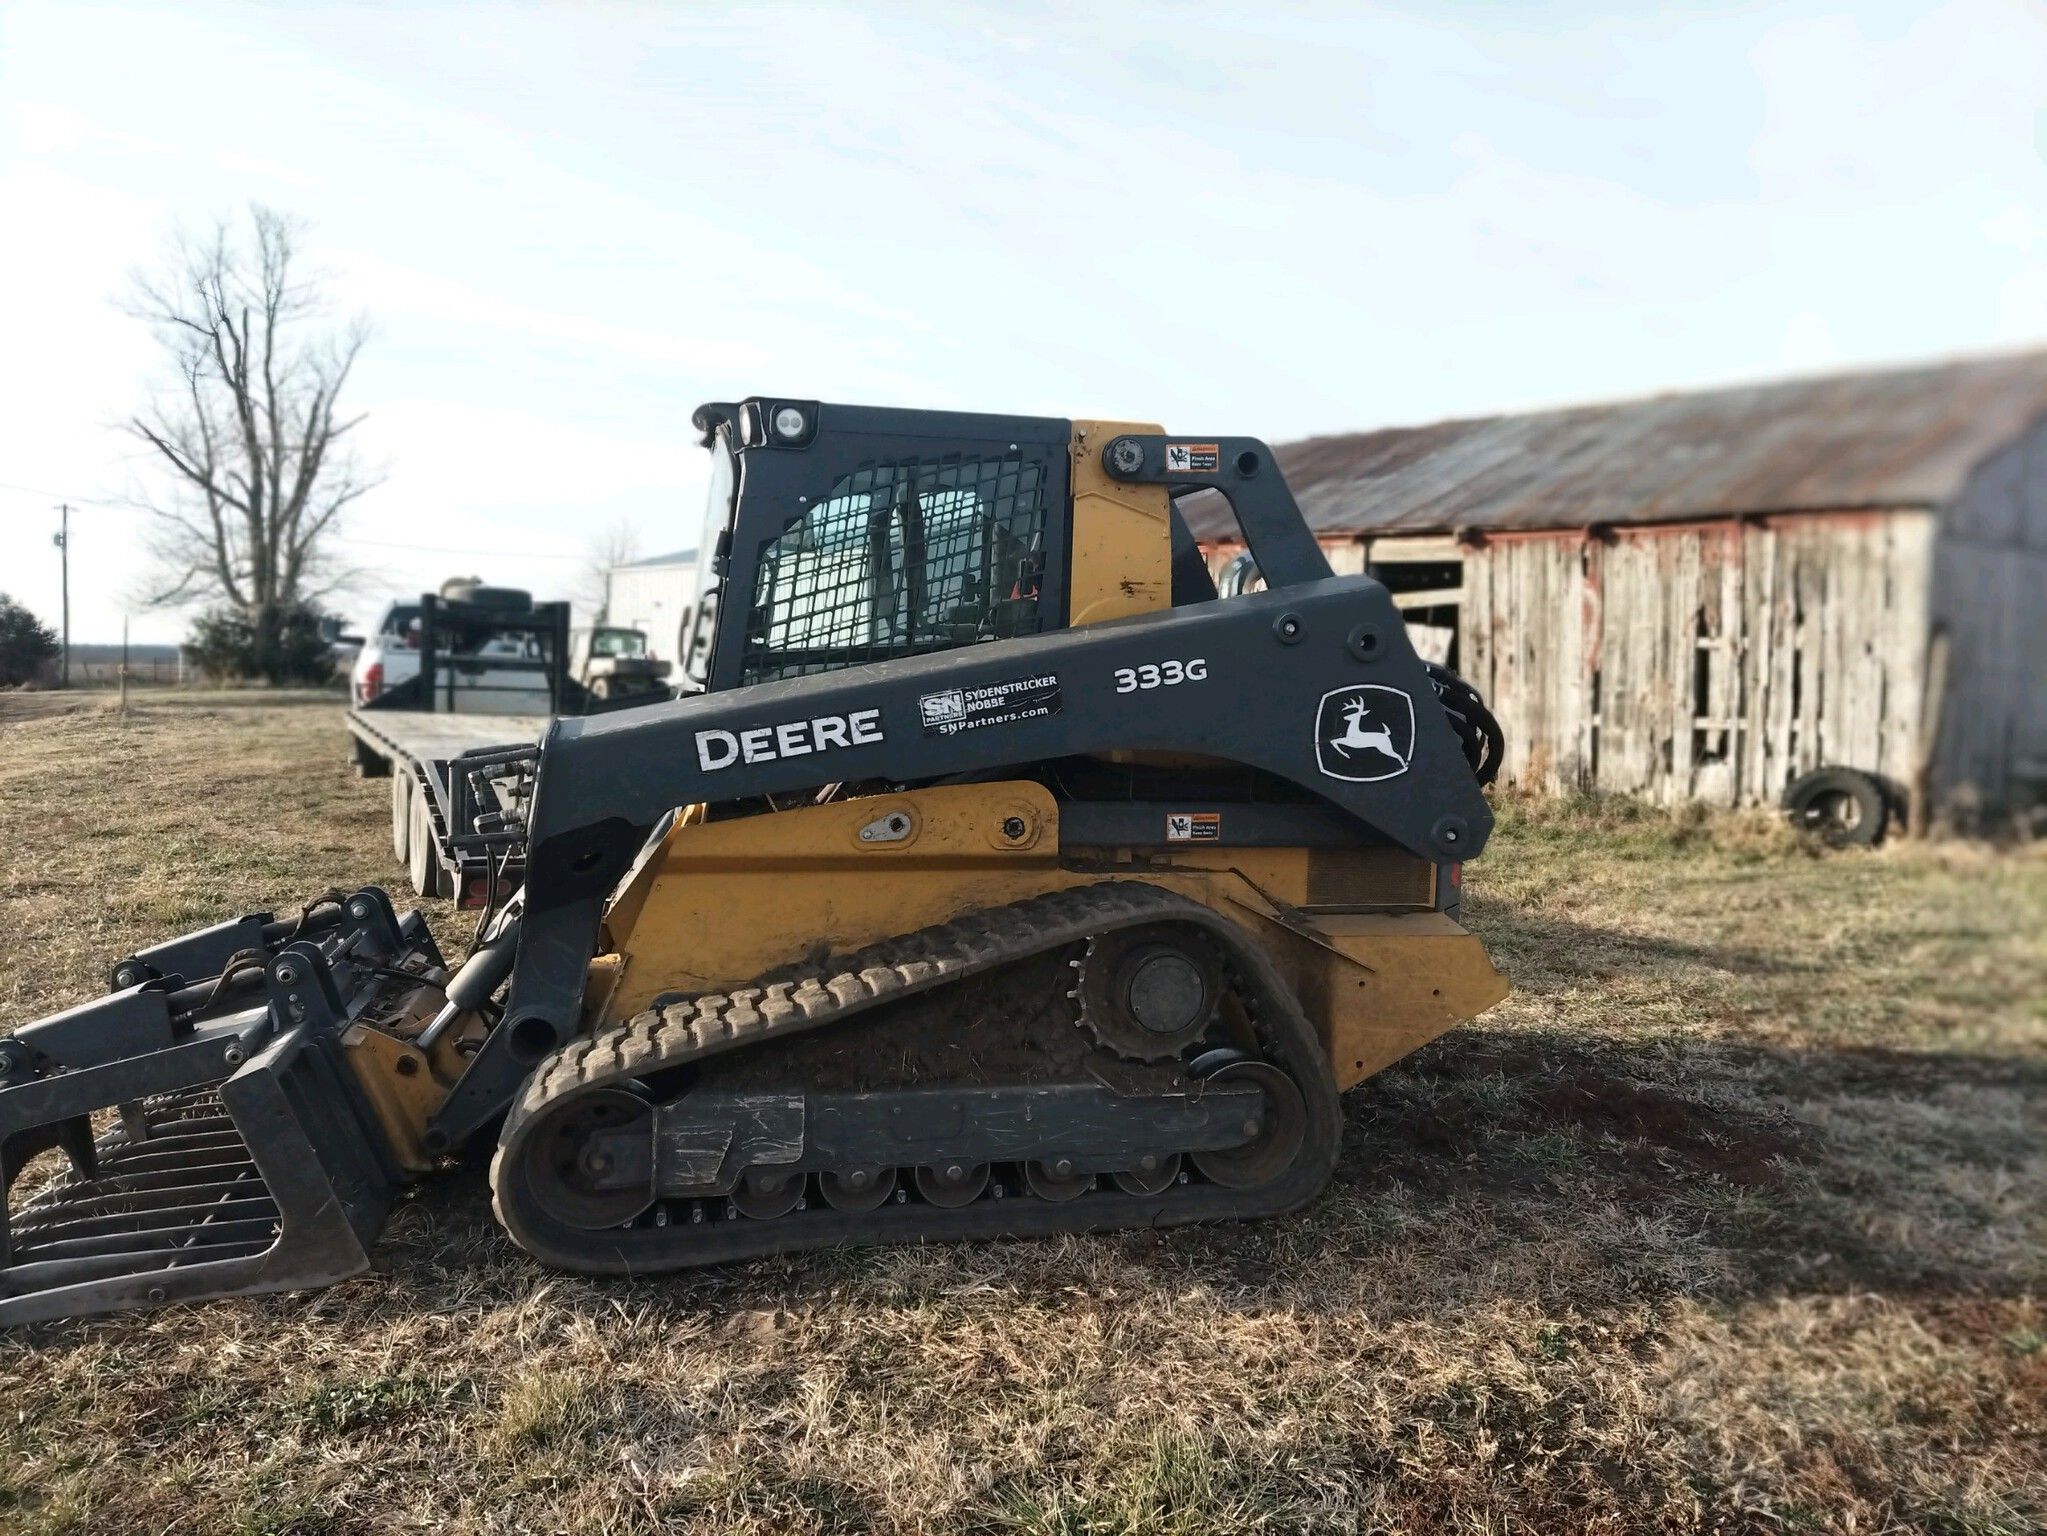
[0,889,441,1327]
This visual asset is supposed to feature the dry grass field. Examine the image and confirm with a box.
[0,691,2041,1535]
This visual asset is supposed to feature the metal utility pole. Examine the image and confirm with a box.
[52,505,71,689]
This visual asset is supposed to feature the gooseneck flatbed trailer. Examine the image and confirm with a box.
[345,709,545,906]
[343,590,653,906]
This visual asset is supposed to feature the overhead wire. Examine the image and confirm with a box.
[0,481,586,561]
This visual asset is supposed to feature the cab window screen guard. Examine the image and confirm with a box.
[739,453,1048,684]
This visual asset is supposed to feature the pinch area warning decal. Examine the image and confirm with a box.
[918,674,1062,737]
[1163,442,1220,473]
[1165,812,1221,842]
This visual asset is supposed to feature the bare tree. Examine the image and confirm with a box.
[127,206,375,629]
[581,519,642,623]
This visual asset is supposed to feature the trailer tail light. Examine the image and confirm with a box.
[1449,862,1463,888]
[358,662,383,705]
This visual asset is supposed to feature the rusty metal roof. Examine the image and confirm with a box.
[1186,351,2047,541]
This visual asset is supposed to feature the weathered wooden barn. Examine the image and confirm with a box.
[1189,353,2047,821]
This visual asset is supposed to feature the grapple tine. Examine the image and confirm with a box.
[0,887,439,1327]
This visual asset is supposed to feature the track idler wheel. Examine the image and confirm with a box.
[1187,1055,1307,1190]
[914,1161,988,1208]
[1074,926,1222,1061]
[517,1086,655,1230]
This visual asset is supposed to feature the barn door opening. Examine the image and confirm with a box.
[1372,556,1465,669]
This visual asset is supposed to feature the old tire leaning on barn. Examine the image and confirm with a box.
[1782,766,1887,847]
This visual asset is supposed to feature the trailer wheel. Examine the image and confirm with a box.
[1782,767,1887,847]
[409,793,452,899]
[391,771,414,864]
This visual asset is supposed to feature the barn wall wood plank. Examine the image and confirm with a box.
[1663,533,1693,805]
[1929,418,2047,815]
[1577,544,1596,790]
[1737,526,1766,802]
[1601,539,1638,793]
[1693,528,1739,805]
[1881,515,1934,787]
[1750,524,1797,803]
[1852,523,1887,773]
[1794,531,1823,776]
[1631,536,1664,797]
[1835,524,1872,772]
[1565,539,1592,789]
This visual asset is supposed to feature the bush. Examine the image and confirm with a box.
[183,604,335,685]
[0,593,60,686]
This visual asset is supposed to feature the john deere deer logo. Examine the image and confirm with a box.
[1314,685,1415,782]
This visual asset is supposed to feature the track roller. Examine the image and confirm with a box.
[1111,1153,1182,1196]
[731,1168,804,1219]
[820,1166,896,1212]
[915,1162,989,1208]
[1023,1158,1094,1202]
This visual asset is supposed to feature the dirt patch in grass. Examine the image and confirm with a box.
[1351,1030,1809,1201]
[1,694,2043,1534]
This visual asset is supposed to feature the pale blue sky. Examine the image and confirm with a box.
[3,1,2045,644]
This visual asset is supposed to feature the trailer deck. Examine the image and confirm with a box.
[347,710,545,766]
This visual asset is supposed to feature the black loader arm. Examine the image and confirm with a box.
[1098,431,1333,589]
[428,575,1493,1145]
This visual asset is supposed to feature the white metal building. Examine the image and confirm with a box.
[603,548,701,666]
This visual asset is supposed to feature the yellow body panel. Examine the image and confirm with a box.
[342,1021,448,1174]
[1066,420,1173,626]
[603,782,1080,1015]
[1239,911,1510,1090]
[599,783,1506,1090]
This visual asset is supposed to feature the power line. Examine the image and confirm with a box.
[0,480,129,508]
[334,535,586,561]
[0,482,590,562]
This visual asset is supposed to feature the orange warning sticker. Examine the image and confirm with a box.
[1165,811,1221,842]
[1163,442,1220,474]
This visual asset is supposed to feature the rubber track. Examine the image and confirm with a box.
[491,881,1341,1274]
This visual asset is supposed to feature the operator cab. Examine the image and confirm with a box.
[688,399,1076,694]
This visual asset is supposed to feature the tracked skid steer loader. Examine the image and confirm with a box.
[0,400,1509,1324]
